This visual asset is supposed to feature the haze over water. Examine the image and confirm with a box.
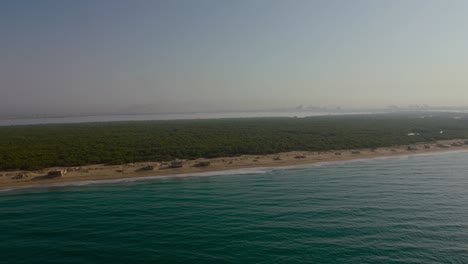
[0,111,373,126]
[2,151,468,263]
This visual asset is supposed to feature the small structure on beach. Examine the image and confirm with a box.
[294,155,306,159]
[351,151,360,154]
[12,173,25,180]
[140,165,154,171]
[170,161,183,168]
[451,142,463,147]
[407,146,418,151]
[335,152,341,155]
[424,145,431,149]
[436,144,450,148]
[194,161,210,167]
[48,169,67,177]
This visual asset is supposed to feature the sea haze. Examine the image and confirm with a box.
[2,151,468,263]
[0,111,373,126]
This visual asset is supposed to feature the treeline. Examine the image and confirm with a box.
[1,113,468,170]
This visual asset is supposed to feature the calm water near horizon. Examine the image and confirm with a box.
[0,111,373,126]
[2,151,468,263]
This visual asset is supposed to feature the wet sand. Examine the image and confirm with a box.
[1,139,467,189]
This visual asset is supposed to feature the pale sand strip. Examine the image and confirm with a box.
[1,139,467,189]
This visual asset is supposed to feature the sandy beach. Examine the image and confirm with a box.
[1,139,467,189]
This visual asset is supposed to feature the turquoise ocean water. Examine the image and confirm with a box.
[2,151,468,263]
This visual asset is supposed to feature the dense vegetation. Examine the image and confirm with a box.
[1,113,468,170]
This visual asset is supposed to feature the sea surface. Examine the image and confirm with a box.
[2,151,468,263]
[0,111,371,126]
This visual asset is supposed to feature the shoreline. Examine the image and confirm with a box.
[1,139,468,190]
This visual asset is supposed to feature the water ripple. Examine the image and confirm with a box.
[3,151,468,263]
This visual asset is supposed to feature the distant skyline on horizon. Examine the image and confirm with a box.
[4,102,468,119]
[3,0,468,115]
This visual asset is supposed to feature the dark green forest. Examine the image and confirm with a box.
[1,113,468,170]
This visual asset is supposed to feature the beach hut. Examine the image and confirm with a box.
[170,161,183,168]
[194,161,210,167]
[48,169,67,177]
[140,165,154,171]
[12,174,25,180]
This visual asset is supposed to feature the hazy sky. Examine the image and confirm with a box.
[2,0,468,114]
